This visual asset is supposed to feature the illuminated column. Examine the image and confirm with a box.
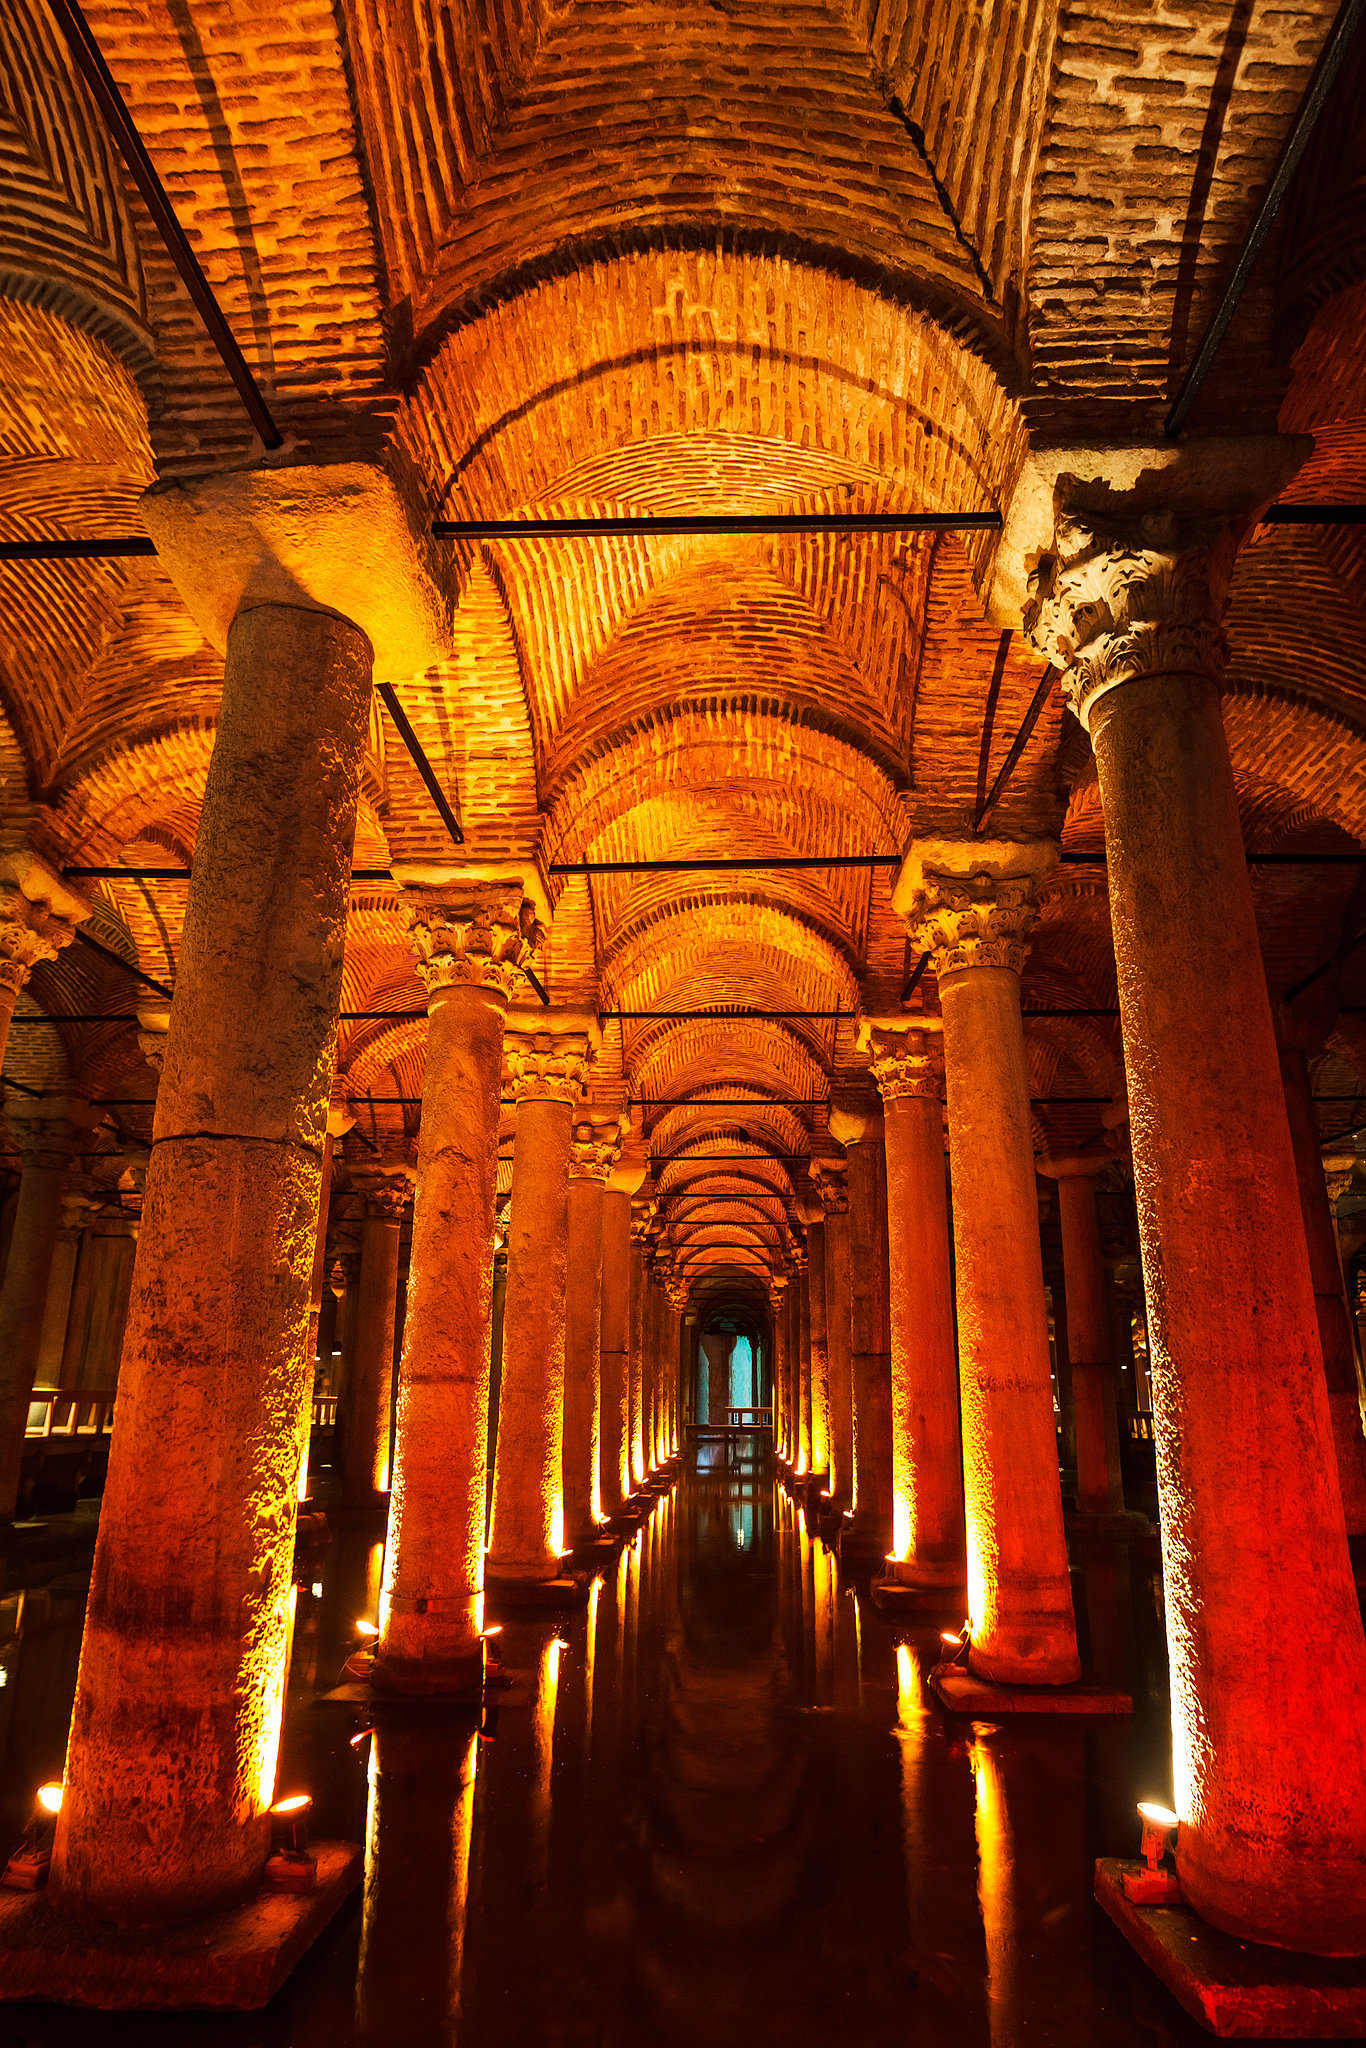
[830,1101,893,1559]
[628,1210,649,1488]
[0,853,88,1072]
[0,1110,82,1518]
[1027,497,1366,1950]
[342,1170,410,1508]
[800,1205,830,1484]
[601,1146,645,1517]
[1279,1032,1366,1531]
[771,1277,790,1456]
[795,1247,812,1477]
[897,841,1080,1684]
[812,1161,852,1505]
[488,1017,596,1583]
[564,1115,621,1546]
[375,878,544,1696]
[53,592,375,1925]
[643,1266,661,1470]
[866,1018,965,1590]
[1036,1156,1126,1517]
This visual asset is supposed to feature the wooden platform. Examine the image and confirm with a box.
[1095,1858,1366,2037]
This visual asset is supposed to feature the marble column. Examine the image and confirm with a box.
[59,1209,139,1393]
[771,1277,790,1461]
[796,1247,812,1477]
[564,1115,621,1547]
[628,1211,649,1488]
[33,1188,96,1392]
[866,1017,965,1591]
[829,1101,893,1560]
[799,1203,830,1484]
[897,841,1080,1684]
[52,588,376,1926]
[488,1016,596,1583]
[0,1110,81,1518]
[376,877,544,1695]
[1026,490,1366,1951]
[342,1170,410,1508]
[812,1160,852,1506]
[601,1145,645,1518]
[1037,1156,1126,1517]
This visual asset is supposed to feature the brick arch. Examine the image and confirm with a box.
[602,897,861,1017]
[648,1100,811,1162]
[632,1019,829,1104]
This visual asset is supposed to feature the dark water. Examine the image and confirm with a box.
[0,1450,1240,2046]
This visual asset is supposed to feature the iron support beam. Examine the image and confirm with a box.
[433,512,1001,540]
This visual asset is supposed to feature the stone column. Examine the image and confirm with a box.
[829,1101,894,1561]
[701,1332,732,1424]
[59,1209,140,1393]
[800,1203,830,1484]
[33,1188,96,1391]
[896,842,1080,1684]
[1278,1031,1366,1531]
[796,1248,812,1476]
[0,1111,82,1518]
[342,1170,410,1508]
[52,579,380,1925]
[866,1018,965,1591]
[0,852,89,1071]
[1037,1156,1126,1518]
[488,1016,596,1583]
[1025,484,1366,1952]
[375,877,544,1695]
[564,1115,621,1547]
[628,1211,649,1488]
[771,1278,790,1460]
[812,1161,852,1505]
[601,1146,645,1518]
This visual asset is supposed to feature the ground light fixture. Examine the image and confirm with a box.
[1123,1801,1182,1904]
[2,1783,64,1890]
[265,1794,315,1893]
[939,1625,972,1669]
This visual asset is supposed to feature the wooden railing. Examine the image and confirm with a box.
[311,1393,338,1429]
[25,1389,117,1440]
[1128,1412,1155,1443]
[723,1406,772,1427]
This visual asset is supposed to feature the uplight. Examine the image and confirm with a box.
[35,1784,62,1816]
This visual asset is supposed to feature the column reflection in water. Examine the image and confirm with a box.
[895,1637,986,2035]
[356,1719,479,2048]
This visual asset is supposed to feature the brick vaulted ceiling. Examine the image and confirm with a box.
[2,0,1366,1305]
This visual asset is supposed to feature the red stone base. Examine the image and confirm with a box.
[0,1842,361,2011]
[869,1575,967,1616]
[928,1662,1132,1715]
[483,1573,591,1610]
[1095,1859,1366,2037]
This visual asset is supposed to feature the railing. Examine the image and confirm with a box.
[723,1406,772,1427]
[25,1389,117,1439]
[1128,1412,1155,1443]
[311,1393,338,1429]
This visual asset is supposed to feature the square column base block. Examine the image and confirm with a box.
[869,1575,967,1616]
[0,1843,362,2012]
[483,1573,591,1611]
[1095,1860,1366,2038]
[1065,1509,1154,1541]
[929,1662,1132,1715]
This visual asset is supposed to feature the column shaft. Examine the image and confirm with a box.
[600,1190,631,1515]
[807,1219,829,1480]
[1057,1174,1124,1516]
[342,1200,403,1506]
[564,1175,605,1544]
[824,1203,853,1505]
[628,1234,645,1488]
[845,1131,893,1556]
[798,1263,812,1476]
[0,1136,73,1516]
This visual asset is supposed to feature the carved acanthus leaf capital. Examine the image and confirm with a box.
[865,1020,945,1104]
[1023,512,1227,733]
[894,840,1057,980]
[503,1027,594,1107]
[0,857,90,998]
[809,1158,848,1217]
[570,1114,623,1183]
[406,881,545,1003]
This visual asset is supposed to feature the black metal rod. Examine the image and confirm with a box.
[375,683,465,849]
[44,0,282,449]
[1165,0,1366,438]
[62,865,397,882]
[72,927,173,1000]
[524,966,551,1008]
[974,667,1058,831]
[0,539,159,563]
[1263,504,1366,524]
[616,1009,849,1020]
[433,512,1001,540]
[552,855,900,875]
[640,1095,1114,1106]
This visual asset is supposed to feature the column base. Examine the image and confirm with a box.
[869,1570,967,1616]
[1065,1506,1153,1541]
[928,1661,1131,1715]
[371,1648,485,1704]
[483,1572,590,1611]
[838,1515,892,1567]
[1095,1859,1366,2037]
[0,1843,361,2011]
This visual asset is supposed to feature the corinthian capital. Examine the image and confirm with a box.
[809,1157,848,1217]
[1024,511,1227,732]
[503,1013,597,1108]
[570,1111,625,1184]
[860,1014,945,1103]
[400,870,546,1004]
[0,853,90,997]
[893,838,1057,980]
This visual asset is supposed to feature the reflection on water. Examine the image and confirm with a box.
[0,1455,1211,2046]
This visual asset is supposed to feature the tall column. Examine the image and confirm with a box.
[0,1111,82,1518]
[800,1204,830,1483]
[488,1016,596,1583]
[897,841,1080,1684]
[564,1114,621,1547]
[628,1211,649,1488]
[1037,1156,1126,1517]
[342,1171,409,1508]
[812,1162,852,1505]
[52,591,375,1926]
[59,1208,140,1392]
[1027,490,1366,1951]
[866,1018,965,1591]
[375,877,544,1695]
[1279,1031,1366,1531]
[0,852,89,1069]
[34,1188,96,1392]
[829,1101,893,1560]
[796,1249,812,1477]
[771,1277,790,1461]
[601,1145,645,1518]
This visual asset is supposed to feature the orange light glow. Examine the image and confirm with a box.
[271,1793,311,1815]
[35,1783,62,1816]
[1138,1800,1179,1828]
[355,1618,379,1638]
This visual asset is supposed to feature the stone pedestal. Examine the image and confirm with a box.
[865,1018,965,1593]
[487,1017,595,1584]
[896,840,1080,1686]
[1027,483,1366,1953]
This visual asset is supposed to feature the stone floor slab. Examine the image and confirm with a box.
[0,1842,362,2011]
[1095,1858,1366,2037]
